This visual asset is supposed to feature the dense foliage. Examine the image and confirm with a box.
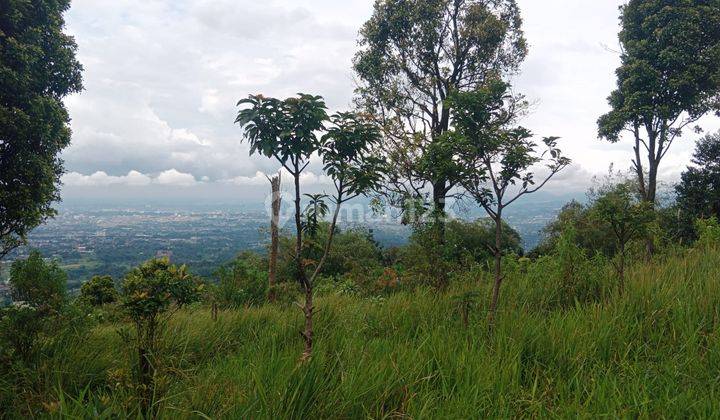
[672,131,720,241]
[354,0,527,224]
[598,0,720,204]
[0,0,83,259]
[79,275,118,306]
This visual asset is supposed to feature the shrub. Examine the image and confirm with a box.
[79,275,118,306]
[696,217,720,249]
[397,219,523,289]
[1,251,68,363]
[120,258,202,414]
[0,302,45,363]
[213,252,267,308]
[276,224,385,284]
[8,250,67,311]
[267,281,303,307]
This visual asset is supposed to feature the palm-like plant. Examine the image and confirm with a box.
[302,194,329,238]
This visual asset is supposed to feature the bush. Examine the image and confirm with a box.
[213,252,267,308]
[396,219,523,289]
[696,217,720,249]
[8,250,67,311]
[268,281,303,306]
[120,258,202,414]
[1,251,68,363]
[79,275,118,306]
[276,224,385,284]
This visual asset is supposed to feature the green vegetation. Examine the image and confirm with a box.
[79,275,118,307]
[598,0,720,206]
[2,237,720,417]
[354,0,527,227]
[0,0,83,258]
[4,0,720,418]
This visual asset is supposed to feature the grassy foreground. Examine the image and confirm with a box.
[11,247,720,418]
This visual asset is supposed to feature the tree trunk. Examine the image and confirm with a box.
[301,283,314,361]
[268,173,282,303]
[137,319,157,417]
[310,196,342,283]
[138,344,152,415]
[293,170,313,361]
[432,179,447,244]
[632,126,648,200]
[488,211,503,331]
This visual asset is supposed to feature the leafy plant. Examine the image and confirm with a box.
[302,194,330,238]
[449,78,570,328]
[79,275,118,307]
[696,217,720,250]
[591,182,655,292]
[0,0,83,260]
[236,93,327,360]
[120,257,202,415]
[353,0,527,232]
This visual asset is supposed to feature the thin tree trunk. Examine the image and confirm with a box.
[293,170,313,361]
[633,126,648,200]
[301,283,314,361]
[310,194,342,283]
[268,173,281,303]
[138,318,156,417]
[488,210,503,330]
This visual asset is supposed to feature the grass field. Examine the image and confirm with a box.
[5,246,720,418]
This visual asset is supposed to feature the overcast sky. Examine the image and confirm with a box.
[60,0,720,202]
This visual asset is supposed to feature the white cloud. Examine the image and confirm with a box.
[63,170,152,187]
[222,169,331,187]
[154,169,199,187]
[62,0,363,186]
[63,169,198,187]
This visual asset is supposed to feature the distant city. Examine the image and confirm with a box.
[1,193,580,292]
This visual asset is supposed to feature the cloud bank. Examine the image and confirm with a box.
[60,0,720,201]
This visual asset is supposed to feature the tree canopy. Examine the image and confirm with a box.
[598,0,720,203]
[675,131,720,231]
[0,0,83,259]
[354,0,527,222]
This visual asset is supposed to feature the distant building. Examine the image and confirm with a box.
[76,246,93,254]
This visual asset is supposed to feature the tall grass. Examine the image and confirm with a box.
[6,247,720,418]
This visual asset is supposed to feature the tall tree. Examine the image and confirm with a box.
[676,131,720,221]
[236,93,327,361]
[0,0,83,259]
[598,0,720,206]
[666,131,720,242]
[449,79,569,328]
[353,0,527,233]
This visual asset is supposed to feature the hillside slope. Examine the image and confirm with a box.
[8,247,720,418]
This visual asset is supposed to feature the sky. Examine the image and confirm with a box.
[59,0,720,204]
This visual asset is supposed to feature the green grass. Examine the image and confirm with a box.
[8,247,720,418]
